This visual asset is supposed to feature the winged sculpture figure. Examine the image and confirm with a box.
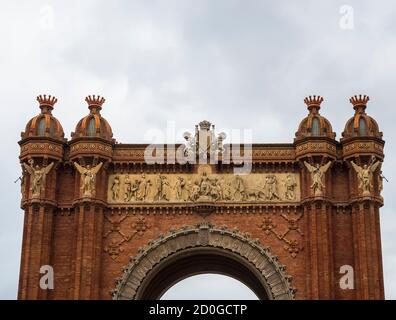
[22,160,54,198]
[303,160,332,195]
[350,157,381,196]
[73,162,103,197]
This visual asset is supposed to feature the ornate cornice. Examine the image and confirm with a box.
[18,140,385,165]
[69,139,113,160]
[19,139,64,161]
[341,138,384,160]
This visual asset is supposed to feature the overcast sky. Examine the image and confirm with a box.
[0,0,395,299]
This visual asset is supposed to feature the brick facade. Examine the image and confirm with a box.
[17,94,385,299]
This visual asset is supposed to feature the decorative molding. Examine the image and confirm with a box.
[251,149,295,159]
[69,141,113,160]
[258,213,304,258]
[21,143,62,153]
[342,140,384,158]
[108,204,304,216]
[70,143,112,153]
[112,147,296,162]
[295,141,337,160]
[113,149,146,160]
[20,141,64,160]
[104,214,151,260]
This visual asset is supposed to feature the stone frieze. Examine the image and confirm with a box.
[107,171,300,204]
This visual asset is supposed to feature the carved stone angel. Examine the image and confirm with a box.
[350,158,381,196]
[23,160,54,198]
[73,162,103,197]
[303,161,332,196]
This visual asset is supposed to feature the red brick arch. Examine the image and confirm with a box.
[112,222,295,300]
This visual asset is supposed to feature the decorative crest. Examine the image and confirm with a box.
[85,95,106,111]
[349,94,369,111]
[303,95,324,111]
[199,120,212,131]
[37,94,57,112]
[183,121,226,161]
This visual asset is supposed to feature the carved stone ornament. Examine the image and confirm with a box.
[111,223,296,300]
[104,214,151,260]
[350,157,381,196]
[107,171,301,204]
[258,213,304,258]
[73,162,103,198]
[303,161,332,196]
[22,159,54,198]
[183,120,226,160]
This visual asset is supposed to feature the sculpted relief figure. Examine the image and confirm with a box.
[187,172,216,202]
[155,175,170,201]
[186,172,224,202]
[73,162,103,198]
[222,179,232,201]
[137,174,152,201]
[174,176,187,201]
[124,175,132,201]
[23,159,54,198]
[233,175,246,201]
[199,172,212,198]
[284,174,297,200]
[210,178,222,202]
[190,181,201,202]
[350,158,381,196]
[263,175,280,200]
[130,179,141,201]
[107,173,301,203]
[303,161,331,196]
[111,176,121,201]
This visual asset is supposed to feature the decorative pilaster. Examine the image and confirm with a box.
[351,202,384,299]
[71,204,104,299]
[304,202,335,299]
[296,96,337,300]
[17,205,55,299]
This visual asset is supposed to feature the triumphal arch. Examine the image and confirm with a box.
[18,94,385,299]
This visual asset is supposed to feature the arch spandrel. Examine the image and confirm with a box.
[112,223,296,300]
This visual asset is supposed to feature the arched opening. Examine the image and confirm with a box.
[113,224,295,300]
[311,117,320,136]
[359,117,367,136]
[37,118,46,136]
[87,117,96,136]
[137,247,270,300]
[161,274,259,300]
